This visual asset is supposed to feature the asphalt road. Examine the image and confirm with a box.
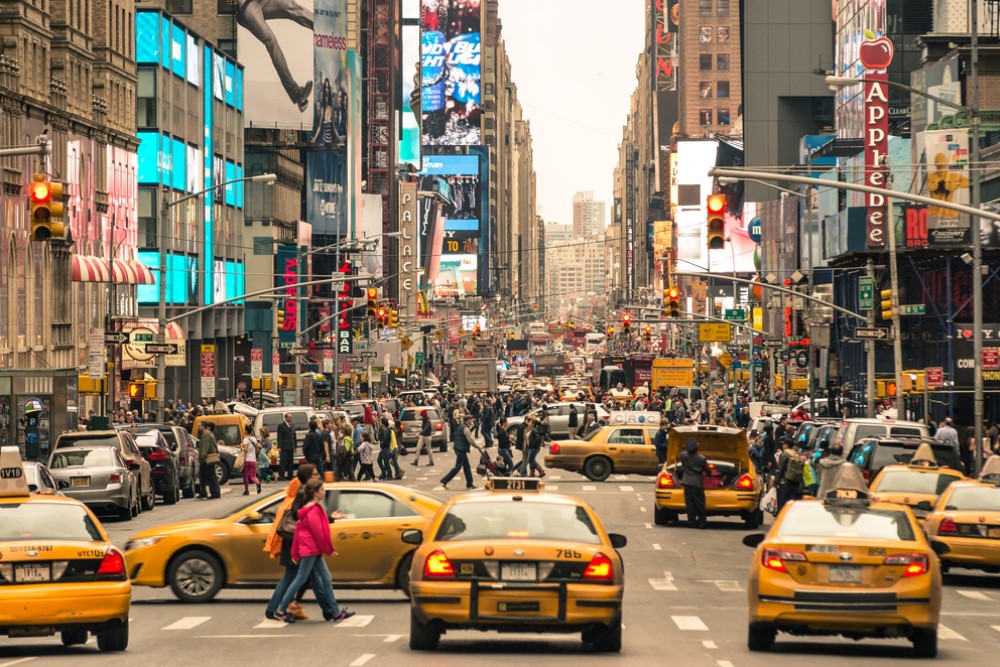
[4,464,1000,666]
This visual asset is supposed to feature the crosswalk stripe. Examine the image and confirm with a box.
[672,615,708,631]
[991,625,1000,634]
[957,590,992,601]
[549,475,563,480]
[652,543,662,551]
[619,485,634,491]
[717,661,735,667]
[254,619,289,630]
[649,571,678,591]
[703,640,717,649]
[349,655,375,667]
[338,614,374,628]
[384,634,402,642]
[938,624,967,641]
[163,616,211,631]
[645,522,652,529]
[700,580,743,592]
[582,485,597,491]
[639,506,648,512]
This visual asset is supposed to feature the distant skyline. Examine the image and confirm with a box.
[496,0,645,230]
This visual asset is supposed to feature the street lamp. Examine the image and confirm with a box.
[156,173,277,420]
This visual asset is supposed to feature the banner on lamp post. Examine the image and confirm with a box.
[860,32,893,249]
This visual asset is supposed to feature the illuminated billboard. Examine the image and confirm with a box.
[398,2,422,168]
[421,0,482,146]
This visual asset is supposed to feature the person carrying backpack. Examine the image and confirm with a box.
[775,438,804,512]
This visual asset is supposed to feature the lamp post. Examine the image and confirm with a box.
[157,173,276,420]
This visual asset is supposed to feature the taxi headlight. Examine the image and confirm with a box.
[125,535,166,552]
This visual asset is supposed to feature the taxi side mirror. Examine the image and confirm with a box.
[401,529,423,545]
[57,479,70,490]
[608,533,627,549]
[930,540,951,557]
[742,533,765,549]
[916,500,934,512]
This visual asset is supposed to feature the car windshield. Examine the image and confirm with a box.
[945,487,1000,511]
[875,470,959,495]
[0,502,104,541]
[262,412,310,431]
[873,445,962,472]
[435,501,602,543]
[55,436,118,450]
[50,449,115,469]
[777,503,916,541]
[214,424,242,447]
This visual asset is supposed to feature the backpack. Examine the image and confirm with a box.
[784,455,805,483]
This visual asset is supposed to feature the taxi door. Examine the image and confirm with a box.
[225,497,286,581]
[325,490,421,583]
[606,428,655,474]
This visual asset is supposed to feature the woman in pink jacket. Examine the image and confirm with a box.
[273,478,355,623]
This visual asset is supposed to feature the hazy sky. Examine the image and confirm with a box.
[496,1,646,229]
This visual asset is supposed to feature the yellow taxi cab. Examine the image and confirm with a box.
[124,482,441,602]
[923,474,1000,574]
[742,483,946,657]
[543,423,659,481]
[404,477,626,652]
[0,446,131,651]
[869,444,966,521]
[654,425,763,528]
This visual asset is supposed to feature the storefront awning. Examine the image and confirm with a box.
[71,256,156,285]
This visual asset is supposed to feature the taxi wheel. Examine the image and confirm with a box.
[912,628,938,658]
[60,630,88,646]
[743,509,763,530]
[97,618,129,652]
[654,506,678,526]
[583,456,613,482]
[747,623,776,651]
[409,608,441,650]
[168,550,224,603]
[590,619,622,652]
[395,552,414,597]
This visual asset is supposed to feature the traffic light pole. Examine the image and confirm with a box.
[885,192,904,415]
[866,259,877,418]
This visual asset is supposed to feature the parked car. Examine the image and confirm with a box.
[398,406,447,452]
[48,445,140,520]
[252,407,314,464]
[51,430,154,512]
[139,424,199,499]
[135,430,182,505]
[847,436,962,483]
[833,418,931,455]
[22,460,64,495]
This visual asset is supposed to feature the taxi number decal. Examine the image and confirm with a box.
[555,549,582,559]
[8,545,53,553]
[867,547,886,557]
[77,549,105,558]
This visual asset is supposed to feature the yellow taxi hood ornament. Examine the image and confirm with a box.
[0,446,30,498]
[910,443,938,467]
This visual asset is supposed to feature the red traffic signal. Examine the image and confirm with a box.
[707,193,726,250]
[127,382,145,400]
[30,181,51,203]
[622,313,631,324]
[707,193,726,214]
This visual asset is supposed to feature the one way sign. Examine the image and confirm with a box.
[854,327,890,340]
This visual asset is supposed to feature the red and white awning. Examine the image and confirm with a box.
[71,256,156,285]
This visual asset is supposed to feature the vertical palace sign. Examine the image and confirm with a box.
[860,32,894,249]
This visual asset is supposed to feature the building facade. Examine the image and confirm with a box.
[679,0,742,136]
[572,191,606,238]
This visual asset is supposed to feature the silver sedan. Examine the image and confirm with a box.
[47,445,140,521]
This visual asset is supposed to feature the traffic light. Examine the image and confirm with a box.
[377,305,387,326]
[706,193,726,250]
[663,286,681,318]
[127,382,145,400]
[276,308,285,329]
[606,325,615,338]
[622,313,632,334]
[643,324,652,342]
[366,287,378,318]
[29,174,65,241]
[880,289,894,321]
[508,331,515,340]
[388,309,399,328]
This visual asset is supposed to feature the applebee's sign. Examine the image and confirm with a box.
[860,32,893,249]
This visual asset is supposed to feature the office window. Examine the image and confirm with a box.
[699,0,712,15]
[718,26,731,43]
[699,26,713,43]
[167,0,193,13]
[717,0,730,16]
[699,109,713,126]
[717,80,730,98]
[717,53,730,70]
[700,82,713,98]
[699,54,713,70]
[718,109,732,126]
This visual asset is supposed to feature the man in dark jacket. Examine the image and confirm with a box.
[653,421,669,465]
[679,437,707,528]
[413,410,435,467]
[496,417,514,472]
[760,423,776,477]
[302,420,326,477]
[377,417,393,480]
[277,413,297,480]
[440,414,482,490]
[480,398,495,447]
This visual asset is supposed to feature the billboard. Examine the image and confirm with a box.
[421,0,482,146]
[312,0,350,143]
[306,151,348,237]
[398,3,422,168]
[399,182,420,317]
[911,128,971,247]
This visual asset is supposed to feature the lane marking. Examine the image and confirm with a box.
[649,571,678,591]
[619,485,634,491]
[582,485,597,491]
[200,634,307,638]
[384,634,402,643]
[717,661,735,667]
[639,506,648,513]
[549,475,563,480]
[338,614,374,628]
[163,616,211,631]
[957,590,991,601]
[0,659,38,667]
[697,579,743,592]
[350,655,376,667]
[938,625,967,641]
[645,522,653,529]
[652,543,662,551]
[672,615,708,631]
[253,619,289,630]
[613,475,627,481]
[703,640,718,649]
[991,625,1000,633]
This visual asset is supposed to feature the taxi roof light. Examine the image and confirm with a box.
[423,549,455,579]
[0,563,12,582]
[0,444,31,498]
[488,477,543,492]
[96,549,127,580]
[582,552,615,581]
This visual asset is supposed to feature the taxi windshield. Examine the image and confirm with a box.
[777,504,916,541]
[945,487,1000,511]
[435,501,602,543]
[876,470,959,495]
[0,502,104,541]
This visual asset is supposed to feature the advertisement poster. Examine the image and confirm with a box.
[306,151,347,237]
[398,3,422,167]
[312,0,350,145]
[421,0,482,146]
[357,194,384,277]
[276,245,302,346]
[914,128,970,246]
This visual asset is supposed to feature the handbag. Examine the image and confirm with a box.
[276,506,297,539]
[204,452,221,465]
[234,448,246,471]
[760,487,778,517]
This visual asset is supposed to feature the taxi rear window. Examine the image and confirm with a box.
[435,502,602,544]
[777,504,916,541]
[0,502,103,541]
[50,449,115,468]
[875,470,959,495]
[945,487,1000,511]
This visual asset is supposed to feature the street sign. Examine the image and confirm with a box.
[360,351,377,360]
[88,328,105,377]
[748,217,762,244]
[145,343,179,355]
[251,348,263,380]
[854,327,889,340]
[902,304,926,316]
[289,346,309,356]
[698,322,733,343]
[762,339,783,348]
[984,348,1000,371]
[399,336,413,352]
[730,361,743,370]
[796,350,810,369]
[719,353,732,369]
[104,332,128,345]
[345,354,362,363]
[926,367,944,389]
[415,351,425,365]
[724,309,746,322]
[859,277,874,310]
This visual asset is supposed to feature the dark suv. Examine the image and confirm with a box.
[847,436,963,482]
[135,430,182,505]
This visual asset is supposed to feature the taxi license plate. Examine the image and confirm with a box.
[829,565,861,583]
[71,476,90,487]
[15,564,51,582]
[498,601,540,612]
[501,563,537,582]
[988,527,1000,539]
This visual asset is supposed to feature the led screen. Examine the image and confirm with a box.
[136,12,160,64]
[421,0,482,146]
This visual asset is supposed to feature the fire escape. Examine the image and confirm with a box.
[364,0,393,287]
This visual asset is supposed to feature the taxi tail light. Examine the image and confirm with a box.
[938,517,959,535]
[148,449,170,461]
[435,422,443,431]
[96,548,128,581]
[734,474,754,491]
[582,552,615,582]
[657,471,677,489]
[761,548,806,573]
[423,549,456,579]
[550,443,561,455]
[884,553,929,577]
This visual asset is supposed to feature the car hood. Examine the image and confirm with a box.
[125,517,225,544]
[666,427,751,467]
